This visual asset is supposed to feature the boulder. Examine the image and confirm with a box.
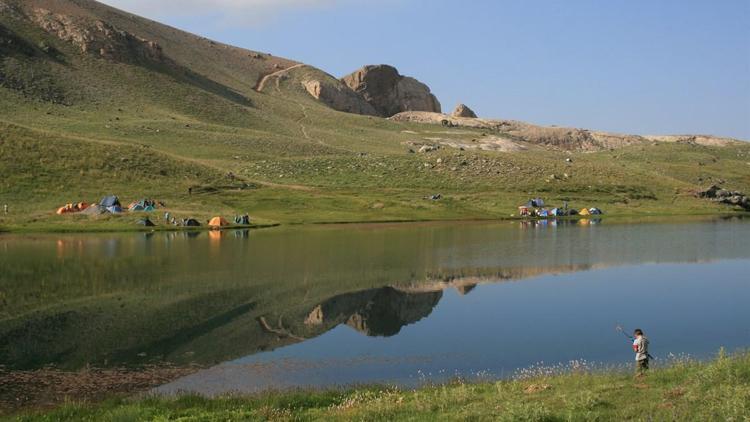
[341,65,441,117]
[452,103,477,118]
[696,185,750,211]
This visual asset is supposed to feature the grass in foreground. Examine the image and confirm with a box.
[12,351,749,421]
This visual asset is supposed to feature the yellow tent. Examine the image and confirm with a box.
[579,208,591,216]
[209,216,229,228]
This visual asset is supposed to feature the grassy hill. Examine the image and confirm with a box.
[1,0,749,232]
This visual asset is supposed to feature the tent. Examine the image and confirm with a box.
[589,208,603,215]
[550,208,564,216]
[568,209,579,216]
[56,202,90,215]
[81,205,106,215]
[136,218,155,227]
[538,209,550,217]
[209,216,230,228]
[184,218,201,227]
[518,206,531,216]
[526,198,545,208]
[579,208,591,216]
[100,195,121,208]
[106,205,123,214]
[128,199,157,212]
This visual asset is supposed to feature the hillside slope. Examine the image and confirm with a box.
[1,0,749,231]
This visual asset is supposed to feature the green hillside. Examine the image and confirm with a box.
[1,0,749,232]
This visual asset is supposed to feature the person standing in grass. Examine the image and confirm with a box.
[632,328,650,375]
[3,204,7,214]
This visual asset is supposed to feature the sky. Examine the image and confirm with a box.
[100,0,750,139]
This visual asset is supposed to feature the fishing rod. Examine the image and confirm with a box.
[615,323,655,360]
[615,324,634,340]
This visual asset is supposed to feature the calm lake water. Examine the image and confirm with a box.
[1,217,749,396]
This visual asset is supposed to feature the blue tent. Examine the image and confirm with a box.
[538,209,550,217]
[106,205,123,214]
[526,198,545,208]
[100,195,120,208]
[550,208,564,216]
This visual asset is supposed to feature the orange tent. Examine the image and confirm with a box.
[56,202,90,215]
[208,216,230,228]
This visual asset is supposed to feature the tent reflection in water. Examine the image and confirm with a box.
[208,216,229,229]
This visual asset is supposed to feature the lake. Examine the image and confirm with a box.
[1,217,749,402]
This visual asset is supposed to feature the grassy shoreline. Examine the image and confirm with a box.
[0,210,747,235]
[9,351,749,421]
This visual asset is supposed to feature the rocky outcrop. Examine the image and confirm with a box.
[257,64,378,115]
[301,77,378,116]
[30,8,163,62]
[452,103,477,118]
[341,65,441,117]
[697,185,750,210]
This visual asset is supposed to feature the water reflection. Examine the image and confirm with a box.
[0,217,748,375]
[305,287,442,337]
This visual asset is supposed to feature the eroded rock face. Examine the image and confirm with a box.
[30,8,163,62]
[452,103,477,118]
[341,64,441,117]
[302,77,378,116]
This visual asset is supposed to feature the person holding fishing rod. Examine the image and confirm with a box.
[616,325,652,375]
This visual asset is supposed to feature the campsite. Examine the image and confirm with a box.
[50,194,256,231]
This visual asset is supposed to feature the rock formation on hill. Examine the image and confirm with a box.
[256,64,378,115]
[452,103,477,118]
[341,65,441,117]
[30,7,163,63]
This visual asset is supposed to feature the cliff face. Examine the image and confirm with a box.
[341,64,441,117]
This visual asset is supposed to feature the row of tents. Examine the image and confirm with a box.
[57,195,161,215]
[518,198,603,218]
[137,215,250,229]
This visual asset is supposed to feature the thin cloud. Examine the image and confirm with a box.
[99,0,350,25]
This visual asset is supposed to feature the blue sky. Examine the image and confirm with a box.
[102,0,750,139]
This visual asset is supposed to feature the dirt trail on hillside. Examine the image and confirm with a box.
[254,64,305,92]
